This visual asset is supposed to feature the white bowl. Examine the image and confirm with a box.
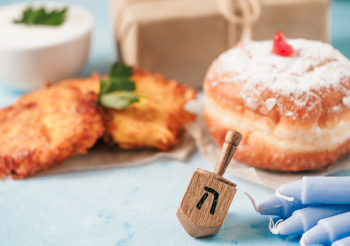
[0,2,94,91]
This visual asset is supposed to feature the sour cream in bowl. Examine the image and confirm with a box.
[0,2,94,91]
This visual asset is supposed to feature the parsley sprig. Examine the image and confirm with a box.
[99,63,144,110]
[14,7,68,26]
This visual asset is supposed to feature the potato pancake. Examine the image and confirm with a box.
[0,69,196,178]
[104,69,196,151]
[0,77,104,178]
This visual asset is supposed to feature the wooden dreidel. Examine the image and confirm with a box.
[177,130,242,237]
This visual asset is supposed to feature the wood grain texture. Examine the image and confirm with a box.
[214,143,236,176]
[197,168,237,188]
[224,130,242,146]
[214,130,242,176]
[177,130,241,237]
[177,170,236,237]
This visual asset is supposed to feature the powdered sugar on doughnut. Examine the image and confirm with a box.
[265,98,277,111]
[212,39,350,113]
[343,96,350,107]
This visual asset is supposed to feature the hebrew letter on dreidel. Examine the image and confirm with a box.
[177,130,242,237]
[196,187,219,215]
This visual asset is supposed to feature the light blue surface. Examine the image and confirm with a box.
[0,1,350,245]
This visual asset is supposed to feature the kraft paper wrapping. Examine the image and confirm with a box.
[110,0,330,88]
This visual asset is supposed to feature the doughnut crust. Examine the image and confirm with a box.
[203,39,350,171]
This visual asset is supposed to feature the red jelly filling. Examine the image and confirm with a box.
[273,31,294,57]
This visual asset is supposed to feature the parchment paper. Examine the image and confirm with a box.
[25,134,196,178]
[7,95,350,188]
[185,95,350,189]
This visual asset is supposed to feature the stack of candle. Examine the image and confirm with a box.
[249,177,350,246]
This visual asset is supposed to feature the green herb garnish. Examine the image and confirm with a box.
[99,63,144,109]
[14,7,68,26]
[100,91,143,110]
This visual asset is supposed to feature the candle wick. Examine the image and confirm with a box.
[269,216,283,235]
[275,188,294,201]
[244,191,259,212]
[299,237,306,246]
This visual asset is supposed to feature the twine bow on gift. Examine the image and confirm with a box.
[217,0,261,41]
[113,0,262,63]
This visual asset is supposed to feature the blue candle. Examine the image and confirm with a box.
[276,205,350,236]
[300,211,350,245]
[278,177,350,204]
[333,236,350,246]
[258,195,309,218]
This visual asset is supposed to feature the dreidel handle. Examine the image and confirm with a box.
[213,130,242,176]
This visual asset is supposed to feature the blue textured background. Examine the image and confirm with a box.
[0,1,350,245]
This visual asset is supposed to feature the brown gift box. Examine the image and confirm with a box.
[110,0,330,88]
